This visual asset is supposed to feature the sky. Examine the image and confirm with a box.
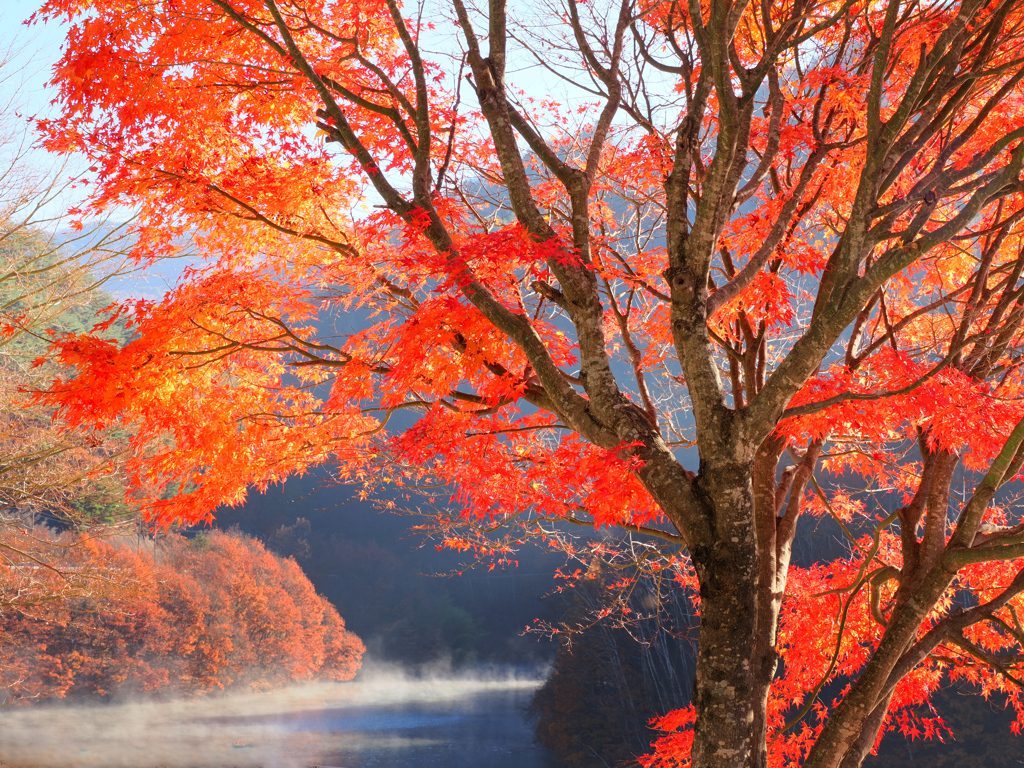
[0,3,94,226]
[2,2,72,88]
[1,2,73,150]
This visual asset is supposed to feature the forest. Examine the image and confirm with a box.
[9,0,1024,767]
[1,527,364,703]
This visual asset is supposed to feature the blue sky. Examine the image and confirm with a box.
[0,3,89,218]
[1,2,70,122]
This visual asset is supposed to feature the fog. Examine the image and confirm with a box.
[0,663,551,768]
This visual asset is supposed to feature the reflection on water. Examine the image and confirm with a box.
[0,671,558,768]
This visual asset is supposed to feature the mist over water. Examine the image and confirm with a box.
[0,663,557,768]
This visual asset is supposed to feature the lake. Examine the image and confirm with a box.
[0,671,558,768]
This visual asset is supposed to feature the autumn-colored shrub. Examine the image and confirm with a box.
[0,528,363,704]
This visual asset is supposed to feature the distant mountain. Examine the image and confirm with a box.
[55,218,197,300]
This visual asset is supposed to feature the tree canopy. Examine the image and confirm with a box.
[31,0,1024,766]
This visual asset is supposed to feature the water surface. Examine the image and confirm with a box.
[0,673,557,768]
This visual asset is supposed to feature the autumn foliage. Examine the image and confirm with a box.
[0,528,364,704]
[26,0,1024,766]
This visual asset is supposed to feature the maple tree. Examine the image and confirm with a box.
[29,0,1024,765]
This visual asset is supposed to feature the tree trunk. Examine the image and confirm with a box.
[688,463,773,768]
